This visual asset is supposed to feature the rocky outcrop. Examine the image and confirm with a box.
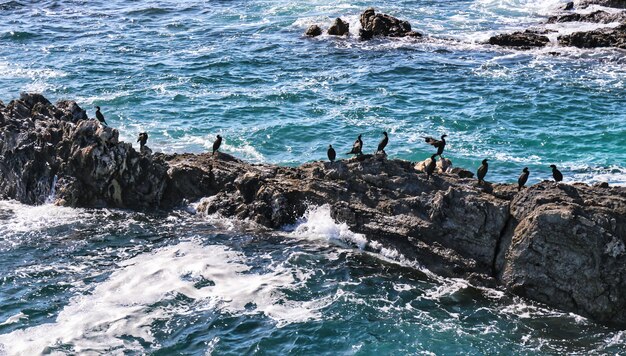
[558,24,626,49]
[327,18,349,36]
[305,25,322,37]
[497,183,626,326]
[1,94,625,327]
[359,8,422,40]
[576,0,626,8]
[547,10,626,23]
[488,30,550,49]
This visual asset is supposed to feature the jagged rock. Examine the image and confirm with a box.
[576,0,626,8]
[547,10,626,24]
[359,8,422,40]
[497,182,626,325]
[1,94,625,326]
[488,30,550,48]
[327,18,349,36]
[305,24,322,37]
[558,24,626,49]
[564,1,575,10]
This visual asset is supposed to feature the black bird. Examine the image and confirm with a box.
[212,135,222,155]
[550,164,563,182]
[346,134,363,156]
[423,134,447,157]
[477,159,489,184]
[518,167,529,191]
[137,132,148,150]
[95,106,107,125]
[327,144,336,162]
[425,154,437,180]
[377,131,388,154]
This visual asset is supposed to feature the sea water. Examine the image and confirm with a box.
[0,0,625,354]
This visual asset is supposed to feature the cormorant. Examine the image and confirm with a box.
[327,144,336,162]
[518,167,529,191]
[377,131,388,154]
[212,135,222,155]
[550,164,563,182]
[423,134,447,157]
[477,159,489,184]
[95,106,107,125]
[425,154,437,180]
[137,132,148,150]
[346,134,363,156]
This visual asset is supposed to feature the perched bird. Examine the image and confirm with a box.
[377,131,388,154]
[346,134,363,156]
[477,159,489,184]
[137,132,148,150]
[550,164,563,182]
[212,135,222,155]
[95,106,107,125]
[423,134,447,157]
[518,167,529,191]
[327,144,336,162]
[425,154,437,180]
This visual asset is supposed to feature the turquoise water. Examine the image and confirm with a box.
[1,0,626,354]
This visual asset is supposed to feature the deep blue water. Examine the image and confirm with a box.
[1,0,625,354]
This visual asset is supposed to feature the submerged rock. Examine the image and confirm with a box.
[488,30,550,48]
[1,94,625,326]
[359,8,422,40]
[327,18,349,36]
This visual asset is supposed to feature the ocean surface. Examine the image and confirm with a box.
[1,0,625,354]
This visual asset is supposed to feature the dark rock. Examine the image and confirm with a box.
[305,24,322,37]
[327,18,349,36]
[576,0,626,8]
[594,181,610,188]
[359,8,422,40]
[564,1,575,10]
[488,30,550,48]
[558,24,626,49]
[450,167,474,178]
[497,182,626,326]
[548,10,626,24]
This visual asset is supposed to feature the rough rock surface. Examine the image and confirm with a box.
[497,182,626,326]
[359,8,422,40]
[488,30,550,48]
[1,94,625,326]
[327,18,349,36]
[558,24,626,49]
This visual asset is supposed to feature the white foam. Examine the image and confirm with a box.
[0,240,321,354]
[287,204,367,249]
[0,200,85,235]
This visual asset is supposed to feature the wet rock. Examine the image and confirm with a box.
[305,24,322,37]
[558,24,626,49]
[576,0,626,8]
[327,18,349,36]
[547,10,626,24]
[359,8,422,40]
[488,30,550,48]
